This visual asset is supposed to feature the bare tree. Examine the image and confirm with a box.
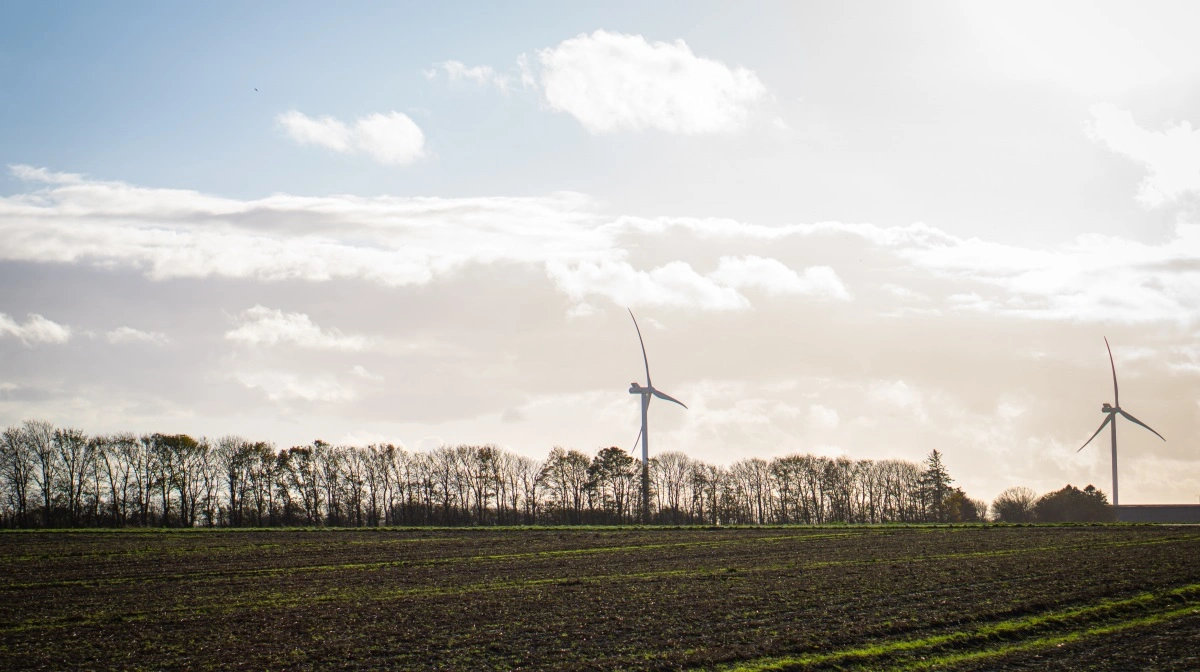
[540,447,591,524]
[54,428,93,526]
[215,436,251,526]
[0,425,35,526]
[313,441,343,526]
[342,446,368,527]
[245,442,277,526]
[991,486,1038,523]
[730,458,772,525]
[589,447,636,524]
[24,420,58,526]
[654,451,692,524]
[198,439,222,526]
[95,433,136,526]
[513,454,542,524]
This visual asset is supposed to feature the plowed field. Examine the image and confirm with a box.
[2,525,1198,670]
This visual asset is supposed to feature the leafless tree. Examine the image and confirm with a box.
[54,428,93,526]
[24,420,57,526]
[992,486,1038,523]
[0,425,35,526]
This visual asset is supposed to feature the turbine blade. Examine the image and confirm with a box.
[1105,337,1118,408]
[651,388,688,409]
[631,426,643,454]
[1077,414,1113,452]
[628,308,652,388]
[1118,409,1165,442]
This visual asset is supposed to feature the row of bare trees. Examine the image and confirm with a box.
[0,419,983,528]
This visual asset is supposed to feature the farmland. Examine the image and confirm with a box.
[2,526,1199,670]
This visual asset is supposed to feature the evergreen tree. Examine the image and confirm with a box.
[920,449,953,522]
[1034,484,1114,523]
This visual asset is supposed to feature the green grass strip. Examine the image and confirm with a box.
[713,583,1200,671]
[891,603,1200,671]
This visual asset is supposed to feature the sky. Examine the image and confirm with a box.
[3,1,1200,505]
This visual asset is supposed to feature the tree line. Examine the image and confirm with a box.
[0,419,986,528]
[990,484,1115,523]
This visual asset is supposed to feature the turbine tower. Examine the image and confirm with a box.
[627,309,687,524]
[1077,337,1165,508]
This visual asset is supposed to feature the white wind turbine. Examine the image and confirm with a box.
[627,310,687,524]
[1077,338,1165,508]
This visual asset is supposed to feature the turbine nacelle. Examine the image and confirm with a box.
[1101,402,1114,413]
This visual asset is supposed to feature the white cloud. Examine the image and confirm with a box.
[881,283,930,302]
[546,256,851,311]
[0,312,71,345]
[9,164,83,184]
[516,53,536,89]
[547,259,750,310]
[870,380,925,423]
[429,60,511,92]
[710,256,852,300]
[808,404,840,430]
[226,306,366,350]
[277,110,426,165]
[1087,104,1200,207]
[529,30,768,134]
[8,165,1200,325]
[350,364,383,381]
[105,326,168,345]
[233,371,356,402]
[276,111,351,152]
[0,166,602,287]
[566,302,599,319]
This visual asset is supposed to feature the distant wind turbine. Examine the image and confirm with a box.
[627,309,687,524]
[1077,338,1165,508]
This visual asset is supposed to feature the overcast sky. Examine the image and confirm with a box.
[3,1,1200,505]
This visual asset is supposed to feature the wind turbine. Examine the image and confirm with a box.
[627,309,687,524]
[1077,338,1165,508]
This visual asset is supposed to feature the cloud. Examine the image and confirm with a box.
[0,166,602,287]
[427,60,511,92]
[528,30,768,134]
[808,404,840,430]
[870,380,926,422]
[9,164,83,184]
[105,326,168,345]
[565,302,599,319]
[276,111,351,152]
[1087,104,1200,207]
[349,364,383,381]
[546,259,750,310]
[881,283,931,302]
[277,110,426,165]
[0,312,71,345]
[226,306,367,350]
[709,256,852,300]
[233,371,356,402]
[8,165,1200,325]
[546,256,851,311]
